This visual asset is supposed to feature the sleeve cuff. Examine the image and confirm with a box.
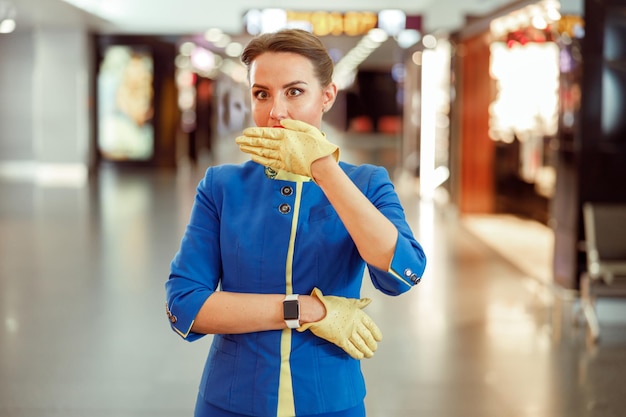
[165,286,214,342]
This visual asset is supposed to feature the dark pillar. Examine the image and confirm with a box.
[552,0,626,289]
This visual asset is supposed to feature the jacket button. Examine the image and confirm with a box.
[281,186,293,196]
[404,268,421,285]
[165,303,177,323]
[279,203,291,214]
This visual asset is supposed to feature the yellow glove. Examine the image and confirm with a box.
[297,288,383,360]
[235,119,339,178]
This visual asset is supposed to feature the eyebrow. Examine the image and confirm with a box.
[251,80,309,90]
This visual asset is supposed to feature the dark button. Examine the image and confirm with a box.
[281,186,293,196]
[404,268,421,285]
[279,203,291,214]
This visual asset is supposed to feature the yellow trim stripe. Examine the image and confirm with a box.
[277,328,295,416]
[172,320,194,339]
[274,170,311,182]
[277,180,303,417]
[388,268,413,288]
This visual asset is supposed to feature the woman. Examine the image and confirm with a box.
[165,28,426,417]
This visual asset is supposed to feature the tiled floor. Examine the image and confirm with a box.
[1,128,625,416]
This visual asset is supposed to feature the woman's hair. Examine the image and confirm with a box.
[241,29,334,87]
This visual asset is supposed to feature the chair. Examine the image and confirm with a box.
[580,202,626,342]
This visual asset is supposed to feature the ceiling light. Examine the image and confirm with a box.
[225,42,243,58]
[397,29,421,49]
[378,9,406,36]
[204,28,223,43]
[422,34,437,49]
[0,18,15,33]
[0,0,16,34]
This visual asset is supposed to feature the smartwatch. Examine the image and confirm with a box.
[283,294,300,329]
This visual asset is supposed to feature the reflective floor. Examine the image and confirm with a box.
[1,128,626,417]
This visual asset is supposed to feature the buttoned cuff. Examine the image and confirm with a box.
[165,286,214,342]
[388,236,426,288]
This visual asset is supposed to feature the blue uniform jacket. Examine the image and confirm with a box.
[165,161,426,416]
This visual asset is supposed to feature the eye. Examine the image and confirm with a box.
[286,88,303,97]
[253,90,268,100]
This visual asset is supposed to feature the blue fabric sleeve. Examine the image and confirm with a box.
[165,168,222,341]
[360,166,427,295]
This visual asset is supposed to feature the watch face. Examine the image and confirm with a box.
[283,300,299,320]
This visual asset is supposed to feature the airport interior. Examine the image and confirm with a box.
[1,0,626,416]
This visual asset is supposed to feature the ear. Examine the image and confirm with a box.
[322,83,338,112]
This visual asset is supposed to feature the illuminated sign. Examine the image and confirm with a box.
[286,11,377,36]
[245,9,414,37]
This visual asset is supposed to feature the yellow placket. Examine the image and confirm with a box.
[277,179,304,417]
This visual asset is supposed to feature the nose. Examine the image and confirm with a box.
[269,98,288,121]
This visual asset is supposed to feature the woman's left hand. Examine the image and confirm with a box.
[297,287,383,360]
[236,119,339,178]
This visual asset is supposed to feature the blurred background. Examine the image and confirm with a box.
[1,0,626,416]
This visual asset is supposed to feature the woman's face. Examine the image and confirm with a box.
[248,52,336,129]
